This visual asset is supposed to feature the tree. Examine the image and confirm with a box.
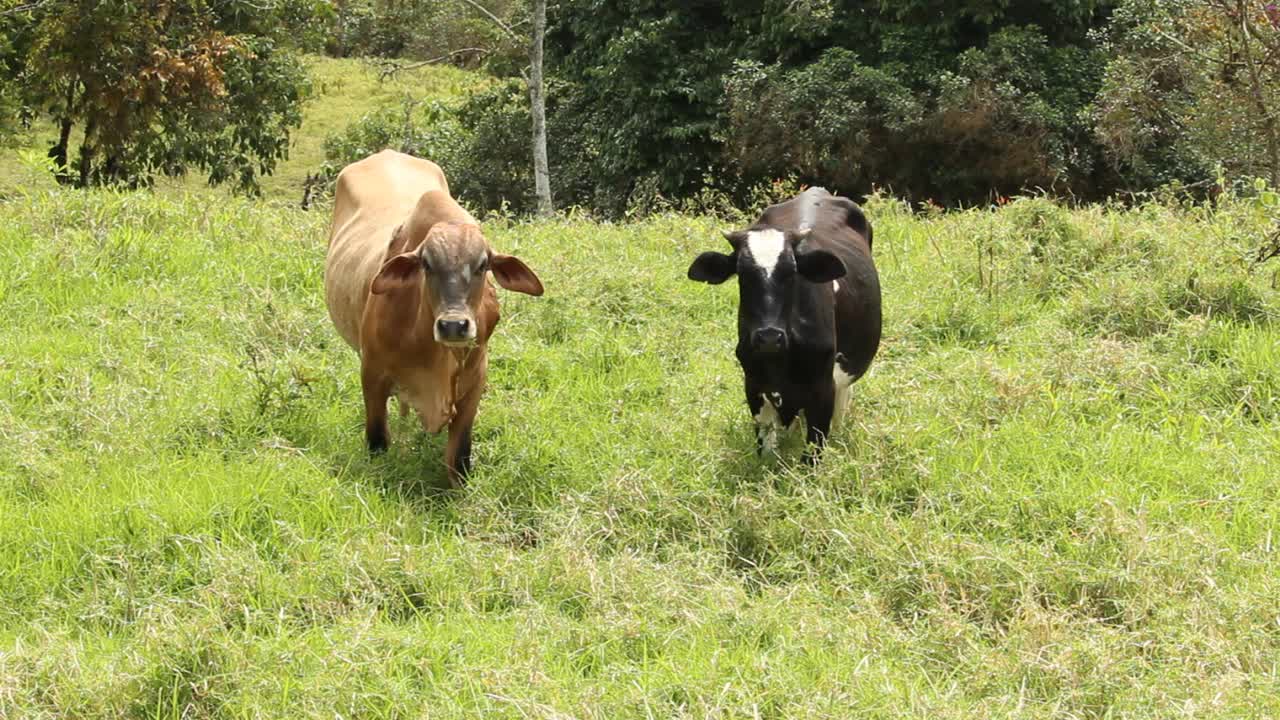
[528,0,550,216]
[537,0,1118,213]
[8,0,308,193]
[457,0,552,215]
[372,0,553,215]
[1095,0,1280,189]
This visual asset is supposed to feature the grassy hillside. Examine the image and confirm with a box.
[258,56,480,202]
[1,184,1278,717]
[0,56,479,203]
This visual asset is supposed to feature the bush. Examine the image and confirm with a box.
[1092,0,1280,191]
[721,49,923,196]
[11,0,309,193]
[323,0,522,65]
[534,1,1119,214]
[318,84,543,213]
[316,97,466,197]
[322,99,466,170]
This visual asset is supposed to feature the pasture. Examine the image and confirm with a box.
[1,183,1278,718]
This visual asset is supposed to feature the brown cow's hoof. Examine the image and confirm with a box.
[449,460,471,488]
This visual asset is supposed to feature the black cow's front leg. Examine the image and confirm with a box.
[744,381,768,456]
[802,381,836,465]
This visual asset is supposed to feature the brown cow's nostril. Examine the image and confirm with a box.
[436,318,471,339]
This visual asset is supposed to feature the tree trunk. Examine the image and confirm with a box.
[49,117,73,185]
[77,116,97,188]
[1237,0,1280,186]
[527,0,552,216]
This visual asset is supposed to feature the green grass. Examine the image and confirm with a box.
[1,184,1278,718]
[0,56,479,203]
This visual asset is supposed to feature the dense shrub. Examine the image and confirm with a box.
[5,0,309,193]
[521,0,1123,214]
[321,99,466,170]
[323,0,522,65]
[318,84,542,212]
[722,49,923,198]
[309,0,1279,217]
[1092,0,1280,191]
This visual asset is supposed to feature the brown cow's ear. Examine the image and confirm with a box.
[371,252,422,294]
[490,253,544,296]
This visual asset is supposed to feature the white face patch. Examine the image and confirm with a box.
[745,229,786,278]
[831,280,841,295]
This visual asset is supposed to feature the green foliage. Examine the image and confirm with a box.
[319,80,541,213]
[518,0,1121,214]
[10,0,310,193]
[323,0,522,65]
[0,7,34,142]
[321,98,466,172]
[722,49,923,197]
[1094,0,1280,190]
[1,187,1279,717]
[721,27,1109,204]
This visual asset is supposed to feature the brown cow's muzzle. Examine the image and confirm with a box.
[434,311,478,346]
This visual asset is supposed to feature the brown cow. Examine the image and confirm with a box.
[325,150,543,485]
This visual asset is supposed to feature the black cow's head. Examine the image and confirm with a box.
[687,227,846,354]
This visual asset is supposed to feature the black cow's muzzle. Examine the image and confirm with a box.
[750,327,787,353]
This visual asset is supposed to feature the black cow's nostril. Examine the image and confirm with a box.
[752,327,787,352]
[436,318,472,339]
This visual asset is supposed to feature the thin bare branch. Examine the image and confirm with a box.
[0,0,55,16]
[377,48,490,81]
[1153,27,1242,67]
[1254,228,1280,266]
[456,0,518,40]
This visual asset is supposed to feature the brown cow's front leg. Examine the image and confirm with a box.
[445,380,484,487]
[361,363,392,454]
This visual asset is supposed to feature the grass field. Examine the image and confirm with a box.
[1,176,1278,717]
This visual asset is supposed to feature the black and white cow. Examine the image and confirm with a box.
[687,187,881,461]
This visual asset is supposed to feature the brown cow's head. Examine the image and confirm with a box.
[370,222,543,346]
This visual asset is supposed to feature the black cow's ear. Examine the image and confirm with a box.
[796,249,847,283]
[687,251,737,284]
[721,230,748,251]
